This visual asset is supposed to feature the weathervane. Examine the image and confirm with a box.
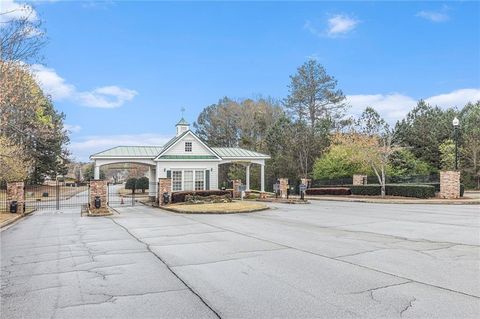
[181,107,185,118]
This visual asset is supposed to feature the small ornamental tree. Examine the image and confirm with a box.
[136,177,149,193]
[125,178,137,194]
[336,107,399,197]
[313,144,370,179]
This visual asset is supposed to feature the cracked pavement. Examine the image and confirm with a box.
[1,201,479,318]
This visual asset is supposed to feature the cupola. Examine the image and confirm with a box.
[176,118,190,136]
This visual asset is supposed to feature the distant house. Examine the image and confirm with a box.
[90,118,269,199]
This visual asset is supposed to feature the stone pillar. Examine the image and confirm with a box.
[232,179,241,199]
[245,164,251,191]
[439,171,460,199]
[158,178,172,205]
[279,178,288,199]
[353,175,367,185]
[7,181,25,214]
[89,180,107,212]
[260,163,265,192]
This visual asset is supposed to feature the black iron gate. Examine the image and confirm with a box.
[0,182,7,212]
[108,183,135,207]
[25,181,89,211]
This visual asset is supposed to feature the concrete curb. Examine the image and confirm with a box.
[158,205,270,215]
[0,209,36,229]
[305,196,480,205]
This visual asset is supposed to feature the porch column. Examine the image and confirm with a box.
[148,166,156,197]
[94,163,100,179]
[246,164,251,191]
[260,163,265,192]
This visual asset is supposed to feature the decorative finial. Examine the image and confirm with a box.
[181,107,185,118]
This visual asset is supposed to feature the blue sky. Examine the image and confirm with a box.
[3,1,480,161]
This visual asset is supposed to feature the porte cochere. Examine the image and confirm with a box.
[90,119,270,202]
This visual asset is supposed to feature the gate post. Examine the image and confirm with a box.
[7,181,25,214]
[232,180,241,199]
[158,178,172,206]
[278,178,288,199]
[89,180,108,212]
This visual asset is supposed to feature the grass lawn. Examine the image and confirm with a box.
[165,201,269,214]
[117,188,150,198]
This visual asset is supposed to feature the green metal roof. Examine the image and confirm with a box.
[212,147,270,158]
[91,146,163,158]
[176,118,189,126]
[159,155,218,160]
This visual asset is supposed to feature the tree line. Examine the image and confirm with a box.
[193,61,480,191]
[0,5,69,184]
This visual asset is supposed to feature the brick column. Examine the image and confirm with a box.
[232,179,241,199]
[279,178,289,199]
[158,178,172,205]
[7,181,25,214]
[89,180,107,212]
[439,171,460,199]
[353,175,367,185]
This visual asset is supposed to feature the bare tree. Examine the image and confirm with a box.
[0,4,46,63]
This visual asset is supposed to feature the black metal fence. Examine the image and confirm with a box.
[24,181,89,211]
[0,182,7,212]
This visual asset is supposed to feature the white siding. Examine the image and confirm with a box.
[157,162,218,190]
[163,134,214,156]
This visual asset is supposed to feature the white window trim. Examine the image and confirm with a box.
[171,169,206,191]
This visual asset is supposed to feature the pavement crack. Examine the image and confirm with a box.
[350,281,412,295]
[399,297,416,317]
[108,217,222,319]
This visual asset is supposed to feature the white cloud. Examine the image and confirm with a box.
[425,89,480,107]
[416,6,450,23]
[327,14,359,36]
[304,14,359,38]
[31,64,75,99]
[70,134,173,161]
[346,88,480,125]
[0,0,37,24]
[31,64,138,108]
[64,124,82,133]
[77,86,138,108]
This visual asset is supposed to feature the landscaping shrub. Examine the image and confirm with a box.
[171,190,232,203]
[305,188,352,196]
[184,194,232,204]
[350,184,435,198]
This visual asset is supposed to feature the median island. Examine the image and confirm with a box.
[163,201,269,214]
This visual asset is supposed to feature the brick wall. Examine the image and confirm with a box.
[89,180,107,211]
[7,181,25,214]
[353,175,367,185]
[279,178,289,198]
[439,171,460,199]
[158,178,172,206]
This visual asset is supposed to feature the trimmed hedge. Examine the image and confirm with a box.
[305,188,351,196]
[349,184,435,198]
[171,190,232,203]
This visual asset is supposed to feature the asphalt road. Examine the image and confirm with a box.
[1,201,479,318]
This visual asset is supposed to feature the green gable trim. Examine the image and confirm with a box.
[159,155,218,160]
